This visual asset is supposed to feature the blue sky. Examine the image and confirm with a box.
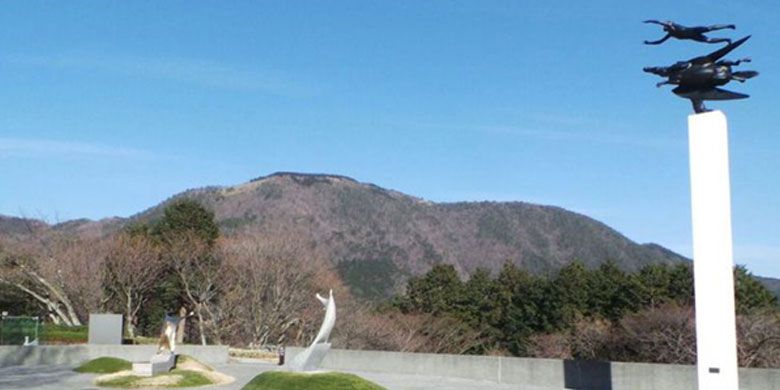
[1,1,778,277]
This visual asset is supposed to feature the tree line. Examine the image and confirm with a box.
[390,261,780,367]
[0,200,475,352]
[0,199,332,346]
[2,200,779,367]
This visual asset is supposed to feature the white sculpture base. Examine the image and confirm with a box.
[132,353,176,377]
[688,111,739,390]
[289,342,331,371]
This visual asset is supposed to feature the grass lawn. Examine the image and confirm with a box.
[95,369,214,388]
[242,371,386,390]
[40,323,88,344]
[74,357,132,374]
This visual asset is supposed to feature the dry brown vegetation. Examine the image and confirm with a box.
[0,223,107,326]
[104,233,163,338]
[210,234,478,355]
[535,305,780,368]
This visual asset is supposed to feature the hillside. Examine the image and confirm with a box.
[757,277,780,300]
[125,172,689,298]
[6,172,774,300]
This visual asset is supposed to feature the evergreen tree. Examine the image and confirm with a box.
[588,261,640,321]
[552,261,591,325]
[667,263,694,305]
[137,199,220,339]
[636,263,673,308]
[153,199,219,246]
[734,266,778,314]
[492,262,542,355]
[401,264,463,315]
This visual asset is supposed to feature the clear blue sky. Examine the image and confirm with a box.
[1,1,778,277]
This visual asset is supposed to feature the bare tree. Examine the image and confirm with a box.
[215,235,335,347]
[529,333,570,359]
[737,311,780,368]
[566,304,780,369]
[568,316,613,360]
[387,312,482,354]
[58,238,109,321]
[168,233,221,345]
[104,233,163,338]
[0,223,105,326]
[616,304,697,365]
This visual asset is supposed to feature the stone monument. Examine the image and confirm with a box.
[88,313,123,345]
[289,289,336,371]
[643,21,758,390]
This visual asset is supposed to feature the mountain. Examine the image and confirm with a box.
[126,172,689,298]
[0,215,53,238]
[757,276,780,300]
[4,172,776,300]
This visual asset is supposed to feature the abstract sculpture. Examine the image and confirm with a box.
[289,289,336,371]
[132,313,188,377]
[643,23,758,113]
[157,313,186,354]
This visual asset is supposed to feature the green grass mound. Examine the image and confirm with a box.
[74,357,132,374]
[95,369,214,388]
[242,371,386,390]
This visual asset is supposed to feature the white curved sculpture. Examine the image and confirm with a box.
[290,289,336,371]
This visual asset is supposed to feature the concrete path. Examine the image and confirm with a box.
[0,361,553,389]
[0,364,101,390]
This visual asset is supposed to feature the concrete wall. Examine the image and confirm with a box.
[286,347,780,390]
[0,345,229,368]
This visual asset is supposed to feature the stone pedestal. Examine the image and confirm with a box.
[132,353,176,377]
[688,110,739,390]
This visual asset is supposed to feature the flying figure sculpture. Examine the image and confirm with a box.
[643,36,758,113]
[643,20,735,45]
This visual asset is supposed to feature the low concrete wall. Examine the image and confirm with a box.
[286,347,780,390]
[0,345,229,368]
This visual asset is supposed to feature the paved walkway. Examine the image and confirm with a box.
[0,362,545,390]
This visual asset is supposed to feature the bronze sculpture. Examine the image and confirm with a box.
[643,21,758,114]
[643,20,735,45]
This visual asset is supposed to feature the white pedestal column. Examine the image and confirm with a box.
[688,110,739,390]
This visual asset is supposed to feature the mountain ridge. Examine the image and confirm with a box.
[3,172,777,300]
